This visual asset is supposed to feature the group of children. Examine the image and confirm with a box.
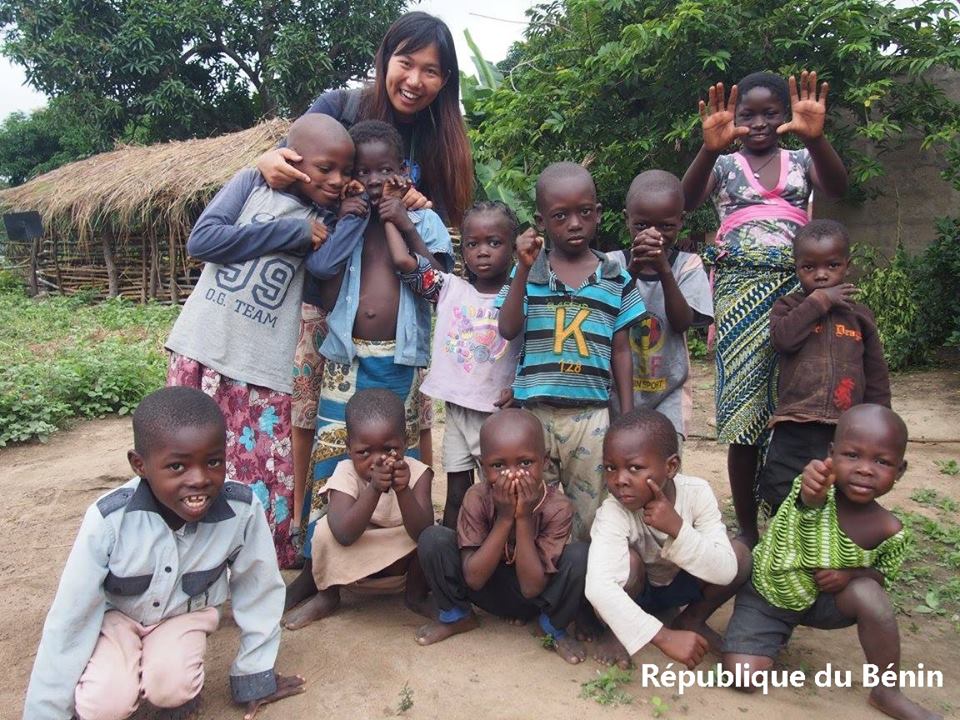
[24,69,940,720]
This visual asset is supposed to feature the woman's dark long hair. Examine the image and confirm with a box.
[361,12,474,225]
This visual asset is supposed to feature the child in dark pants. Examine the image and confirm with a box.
[586,409,751,670]
[723,405,936,720]
[759,219,890,515]
[415,408,591,665]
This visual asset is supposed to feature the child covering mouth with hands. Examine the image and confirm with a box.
[415,408,594,664]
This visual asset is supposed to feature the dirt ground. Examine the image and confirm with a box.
[3,360,959,719]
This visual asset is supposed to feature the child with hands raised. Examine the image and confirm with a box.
[723,404,938,720]
[608,171,713,449]
[299,388,435,624]
[682,70,848,547]
[415,409,593,665]
[290,177,371,554]
[586,409,751,671]
[759,219,890,515]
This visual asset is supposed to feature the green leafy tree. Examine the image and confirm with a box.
[0,0,407,150]
[0,99,109,184]
[466,0,960,245]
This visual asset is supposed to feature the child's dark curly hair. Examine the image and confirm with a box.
[348,119,404,162]
[345,388,406,440]
[736,72,790,111]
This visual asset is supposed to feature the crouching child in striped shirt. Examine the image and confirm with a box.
[497,162,646,543]
[23,387,303,720]
[586,409,751,670]
[722,405,936,720]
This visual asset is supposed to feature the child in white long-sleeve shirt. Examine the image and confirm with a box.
[586,409,751,669]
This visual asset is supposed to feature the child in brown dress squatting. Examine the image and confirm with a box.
[415,409,592,665]
[305,389,434,620]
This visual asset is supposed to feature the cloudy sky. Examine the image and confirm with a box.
[0,0,537,121]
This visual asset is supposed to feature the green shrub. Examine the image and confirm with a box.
[855,218,960,370]
[855,243,924,371]
[0,290,178,445]
[0,270,25,294]
[915,217,960,350]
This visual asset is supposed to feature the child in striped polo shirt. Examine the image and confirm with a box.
[722,405,934,720]
[497,162,645,541]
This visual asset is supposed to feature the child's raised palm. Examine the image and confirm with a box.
[699,82,749,152]
[777,70,828,142]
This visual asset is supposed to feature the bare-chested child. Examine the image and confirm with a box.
[303,388,434,619]
[723,405,940,720]
[415,409,593,665]
[284,119,453,629]
[586,409,751,669]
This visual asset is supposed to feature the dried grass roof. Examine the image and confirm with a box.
[0,118,291,242]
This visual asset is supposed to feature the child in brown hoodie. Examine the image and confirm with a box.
[758,219,890,515]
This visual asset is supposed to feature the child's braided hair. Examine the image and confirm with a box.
[462,200,520,239]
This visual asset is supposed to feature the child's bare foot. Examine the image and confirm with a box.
[284,565,317,611]
[575,626,600,641]
[672,615,723,655]
[592,628,631,669]
[283,587,340,630]
[574,611,603,642]
[868,687,942,720]
[503,616,527,626]
[157,695,201,720]
[404,593,437,620]
[553,635,586,664]
[415,614,479,645]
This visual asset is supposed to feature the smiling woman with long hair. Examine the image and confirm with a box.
[258,11,473,225]
[256,11,475,575]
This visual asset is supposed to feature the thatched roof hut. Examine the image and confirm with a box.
[0,119,291,301]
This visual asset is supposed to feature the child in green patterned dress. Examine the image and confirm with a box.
[722,404,938,720]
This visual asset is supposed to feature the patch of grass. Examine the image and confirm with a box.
[539,633,556,650]
[936,459,960,476]
[0,287,179,445]
[911,488,959,513]
[580,666,633,706]
[650,694,670,717]
[891,508,960,622]
[396,682,413,714]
